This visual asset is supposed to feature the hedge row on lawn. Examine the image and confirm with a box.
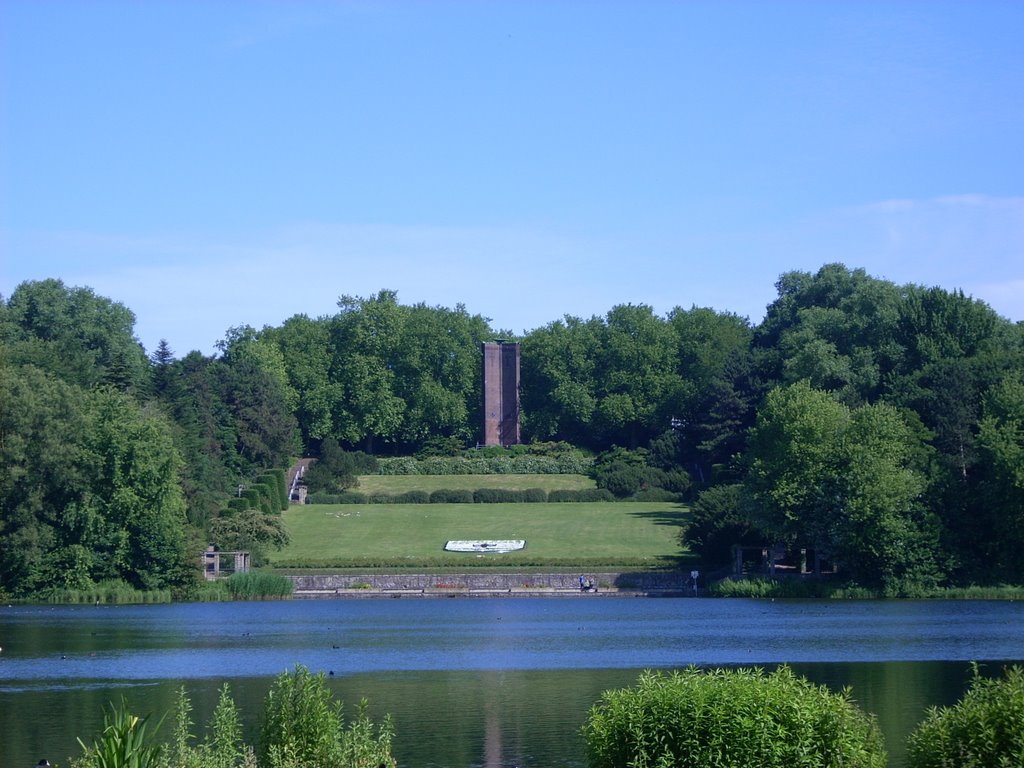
[305,487,620,505]
[377,454,593,475]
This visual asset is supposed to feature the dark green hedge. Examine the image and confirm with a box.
[429,489,475,504]
[305,487,621,504]
[548,488,615,503]
[472,488,549,503]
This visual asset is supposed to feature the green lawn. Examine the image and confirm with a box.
[270,501,692,570]
[354,473,596,494]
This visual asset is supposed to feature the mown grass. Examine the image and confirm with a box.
[270,501,691,570]
[354,473,596,494]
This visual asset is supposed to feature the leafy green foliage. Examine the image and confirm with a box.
[683,483,762,566]
[0,366,190,595]
[583,667,886,768]
[163,685,253,768]
[260,665,396,768]
[210,510,289,565]
[3,278,150,393]
[75,671,394,768]
[4,264,1024,595]
[974,374,1024,581]
[744,381,941,591]
[376,450,593,475]
[75,700,163,768]
[304,439,378,493]
[907,665,1024,768]
[590,447,690,499]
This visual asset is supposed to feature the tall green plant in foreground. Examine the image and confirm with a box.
[72,668,393,768]
[906,664,1024,768]
[260,665,396,768]
[75,700,163,768]
[163,684,254,768]
[583,667,885,768]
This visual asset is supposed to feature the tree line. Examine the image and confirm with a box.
[2,263,1022,596]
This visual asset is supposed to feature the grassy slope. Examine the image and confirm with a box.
[354,473,596,494]
[271,501,692,569]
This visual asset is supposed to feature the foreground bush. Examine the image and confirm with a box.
[73,666,395,768]
[583,667,885,768]
[906,664,1024,768]
[260,665,396,768]
[75,700,163,768]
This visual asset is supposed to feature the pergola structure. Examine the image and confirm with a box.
[201,545,251,580]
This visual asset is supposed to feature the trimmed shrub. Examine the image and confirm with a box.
[583,667,886,768]
[429,489,474,504]
[263,468,289,510]
[906,664,1024,768]
[473,488,522,503]
[521,487,548,503]
[306,492,368,505]
[548,488,615,502]
[362,492,429,504]
[227,497,249,512]
[393,490,430,504]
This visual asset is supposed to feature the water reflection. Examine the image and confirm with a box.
[2,599,1022,768]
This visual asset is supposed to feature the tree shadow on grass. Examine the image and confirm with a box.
[628,507,691,527]
[626,508,699,572]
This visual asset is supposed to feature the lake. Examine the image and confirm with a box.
[2,598,1022,767]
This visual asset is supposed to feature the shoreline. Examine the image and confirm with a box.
[286,571,699,598]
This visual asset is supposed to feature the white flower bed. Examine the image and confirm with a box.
[444,540,525,553]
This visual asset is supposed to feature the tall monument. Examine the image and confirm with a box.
[482,341,520,447]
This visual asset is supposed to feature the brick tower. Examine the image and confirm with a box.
[482,341,520,446]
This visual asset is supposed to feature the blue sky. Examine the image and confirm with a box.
[2,1,1022,356]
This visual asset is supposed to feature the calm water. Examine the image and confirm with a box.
[1,598,1022,767]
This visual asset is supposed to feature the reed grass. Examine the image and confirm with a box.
[709,577,1024,600]
[46,580,172,604]
[224,571,293,599]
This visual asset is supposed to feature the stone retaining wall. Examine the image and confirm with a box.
[287,571,693,597]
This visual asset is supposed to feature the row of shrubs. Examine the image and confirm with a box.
[224,468,289,516]
[306,487,620,504]
[377,454,594,475]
